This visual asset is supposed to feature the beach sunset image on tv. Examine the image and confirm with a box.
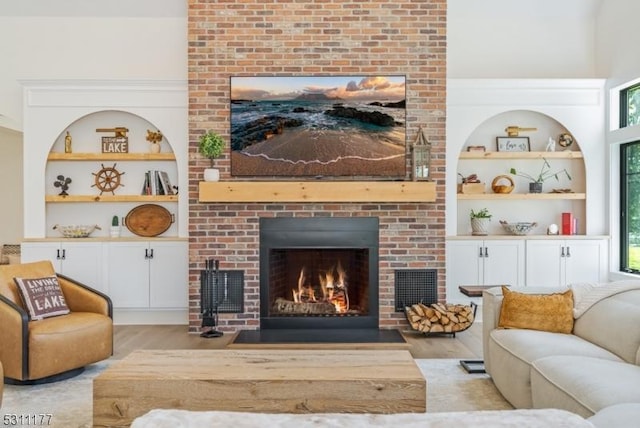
[230,75,407,178]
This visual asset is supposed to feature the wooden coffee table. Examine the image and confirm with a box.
[93,349,426,427]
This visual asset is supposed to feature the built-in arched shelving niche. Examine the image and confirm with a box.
[456,110,587,236]
[44,110,179,238]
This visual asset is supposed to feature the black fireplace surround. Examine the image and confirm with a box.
[259,217,379,329]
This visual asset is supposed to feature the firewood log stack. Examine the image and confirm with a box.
[404,302,475,334]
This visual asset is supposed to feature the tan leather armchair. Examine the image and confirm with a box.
[0,260,113,384]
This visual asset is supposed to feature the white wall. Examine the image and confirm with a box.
[0,127,23,245]
[0,16,187,131]
[447,0,601,78]
[595,1,640,81]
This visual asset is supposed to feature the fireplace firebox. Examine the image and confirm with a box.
[260,217,379,329]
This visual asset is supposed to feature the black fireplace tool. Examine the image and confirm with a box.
[200,258,223,338]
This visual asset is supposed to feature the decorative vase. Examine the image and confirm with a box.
[204,168,220,182]
[470,218,489,236]
[150,142,161,153]
[529,182,543,193]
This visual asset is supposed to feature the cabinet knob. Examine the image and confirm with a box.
[145,249,149,259]
[484,247,489,257]
[479,247,484,258]
[56,249,61,260]
[61,249,66,260]
[561,247,565,257]
[149,248,154,259]
[566,246,571,257]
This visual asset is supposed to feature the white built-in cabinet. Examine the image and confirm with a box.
[22,239,188,319]
[446,239,525,304]
[106,241,188,309]
[525,239,608,287]
[21,241,104,293]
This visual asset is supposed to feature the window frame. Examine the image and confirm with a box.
[620,140,640,273]
[620,82,640,128]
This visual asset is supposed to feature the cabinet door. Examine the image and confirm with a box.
[482,240,525,287]
[446,240,483,304]
[564,239,607,285]
[525,240,563,287]
[106,242,150,308]
[149,241,188,308]
[59,242,104,292]
[20,242,63,271]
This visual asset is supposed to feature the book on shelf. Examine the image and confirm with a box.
[141,170,175,196]
[561,212,577,235]
[159,171,175,195]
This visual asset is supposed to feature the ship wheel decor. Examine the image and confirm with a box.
[92,163,125,195]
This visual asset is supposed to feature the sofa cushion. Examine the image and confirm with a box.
[573,289,640,365]
[27,311,113,380]
[531,356,640,418]
[588,403,640,428]
[498,286,574,333]
[488,329,622,409]
[14,275,70,320]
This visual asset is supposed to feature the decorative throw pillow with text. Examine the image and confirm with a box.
[14,275,70,320]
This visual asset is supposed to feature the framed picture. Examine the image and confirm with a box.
[496,136,530,152]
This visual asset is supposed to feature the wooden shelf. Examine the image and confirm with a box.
[45,195,178,203]
[47,153,176,161]
[459,151,583,160]
[199,181,436,203]
[457,192,585,200]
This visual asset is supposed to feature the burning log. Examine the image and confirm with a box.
[273,297,336,315]
[404,303,475,334]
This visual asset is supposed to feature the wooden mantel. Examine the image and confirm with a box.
[199,181,436,203]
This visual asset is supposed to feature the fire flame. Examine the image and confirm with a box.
[292,261,349,313]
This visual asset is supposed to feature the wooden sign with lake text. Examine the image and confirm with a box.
[102,136,129,153]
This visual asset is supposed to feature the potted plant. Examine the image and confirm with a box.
[470,208,491,236]
[198,130,226,182]
[509,158,572,193]
[110,215,120,238]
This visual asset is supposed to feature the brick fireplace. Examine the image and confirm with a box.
[187,0,447,333]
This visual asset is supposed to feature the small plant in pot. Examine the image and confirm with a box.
[509,158,572,193]
[198,130,226,182]
[110,215,120,238]
[470,208,492,236]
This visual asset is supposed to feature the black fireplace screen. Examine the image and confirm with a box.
[200,268,244,314]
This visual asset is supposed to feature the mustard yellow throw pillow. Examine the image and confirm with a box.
[498,286,574,334]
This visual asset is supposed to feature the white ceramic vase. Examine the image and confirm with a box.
[204,168,220,182]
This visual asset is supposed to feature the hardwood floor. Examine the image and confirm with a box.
[113,323,483,360]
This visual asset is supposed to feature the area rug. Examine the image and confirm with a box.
[0,358,511,427]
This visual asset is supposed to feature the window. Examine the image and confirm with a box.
[621,141,640,272]
[620,83,640,128]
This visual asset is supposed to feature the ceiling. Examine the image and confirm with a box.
[448,0,603,19]
[0,0,186,17]
[0,0,602,20]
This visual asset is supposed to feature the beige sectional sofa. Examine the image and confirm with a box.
[483,285,640,427]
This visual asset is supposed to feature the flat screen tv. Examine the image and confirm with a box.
[230,75,406,178]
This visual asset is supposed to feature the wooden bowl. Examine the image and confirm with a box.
[491,175,514,194]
